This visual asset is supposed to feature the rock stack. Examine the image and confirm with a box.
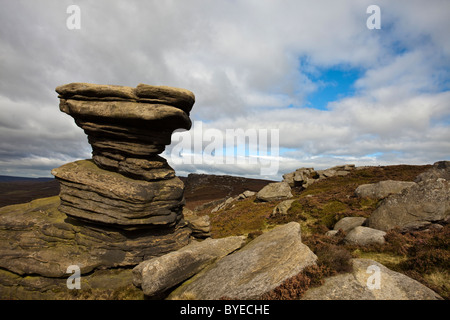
[52,83,195,230]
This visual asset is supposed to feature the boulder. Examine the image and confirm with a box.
[368,178,450,231]
[211,196,237,213]
[333,217,367,233]
[167,222,317,300]
[355,180,416,200]
[344,226,386,246]
[182,209,211,238]
[133,236,246,297]
[256,182,293,202]
[271,199,296,216]
[301,259,442,300]
[325,230,339,237]
[238,190,256,200]
[415,160,450,182]
[0,82,197,299]
[52,83,195,230]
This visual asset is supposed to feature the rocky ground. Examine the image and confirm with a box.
[0,162,448,300]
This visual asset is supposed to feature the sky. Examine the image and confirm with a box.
[0,0,449,180]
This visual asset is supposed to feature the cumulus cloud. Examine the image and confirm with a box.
[0,0,449,178]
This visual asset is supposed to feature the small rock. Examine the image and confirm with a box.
[183,208,211,238]
[333,217,367,233]
[211,196,237,213]
[238,190,256,200]
[344,226,386,246]
[271,199,296,216]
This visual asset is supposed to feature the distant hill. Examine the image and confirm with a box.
[0,173,273,209]
[0,175,55,182]
[0,177,60,208]
[181,173,274,210]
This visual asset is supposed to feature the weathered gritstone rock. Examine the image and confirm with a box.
[53,83,195,229]
[301,259,442,300]
[167,222,317,300]
[0,83,196,299]
[52,160,185,230]
[133,236,246,297]
[55,82,194,181]
[368,177,450,231]
[0,197,190,298]
[283,164,355,189]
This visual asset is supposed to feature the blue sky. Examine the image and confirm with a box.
[0,0,449,179]
[304,66,362,110]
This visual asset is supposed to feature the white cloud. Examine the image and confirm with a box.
[0,0,449,178]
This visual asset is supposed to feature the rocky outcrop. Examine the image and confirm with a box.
[132,236,246,297]
[355,180,416,200]
[53,83,195,230]
[283,164,355,189]
[52,160,185,230]
[368,176,449,231]
[0,83,196,299]
[301,259,442,300]
[344,226,386,246]
[256,182,293,202]
[167,222,317,300]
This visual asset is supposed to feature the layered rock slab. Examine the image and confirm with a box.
[53,83,195,230]
[368,177,449,231]
[52,160,185,230]
[355,180,416,200]
[55,82,195,181]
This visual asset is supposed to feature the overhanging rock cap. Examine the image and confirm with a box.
[56,82,195,113]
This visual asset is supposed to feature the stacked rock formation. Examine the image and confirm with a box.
[52,83,195,230]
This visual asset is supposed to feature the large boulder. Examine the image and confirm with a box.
[167,222,317,300]
[415,160,450,182]
[256,182,293,202]
[368,177,450,231]
[301,259,442,300]
[344,226,387,246]
[0,82,197,299]
[133,236,246,297]
[355,180,416,200]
